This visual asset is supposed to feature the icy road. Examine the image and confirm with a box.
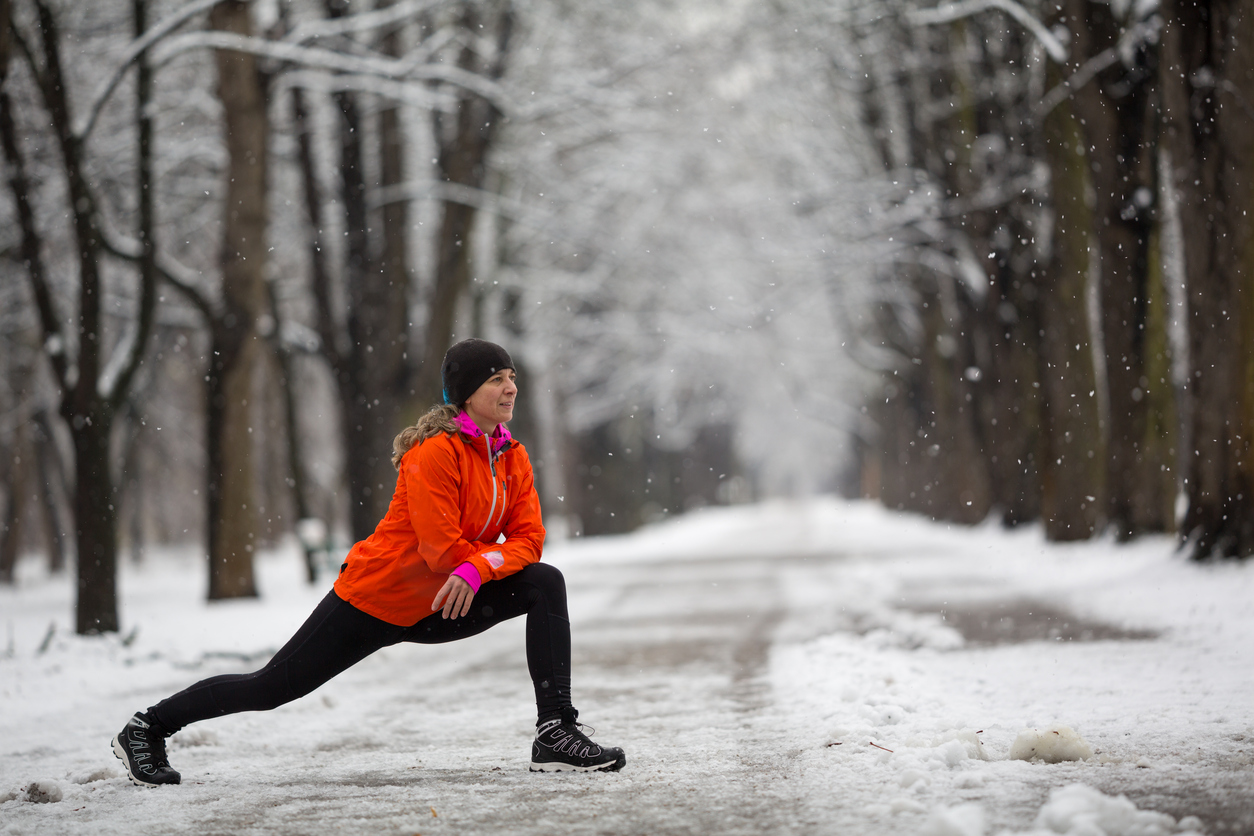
[2,498,1253,835]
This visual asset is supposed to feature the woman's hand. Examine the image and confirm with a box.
[432,574,475,620]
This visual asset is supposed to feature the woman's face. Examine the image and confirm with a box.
[464,368,517,433]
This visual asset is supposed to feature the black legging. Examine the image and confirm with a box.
[147,562,573,735]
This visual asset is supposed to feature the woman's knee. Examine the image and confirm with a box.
[518,562,566,597]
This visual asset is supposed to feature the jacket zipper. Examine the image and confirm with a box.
[473,438,504,541]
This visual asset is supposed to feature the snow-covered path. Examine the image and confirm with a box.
[3,499,1253,835]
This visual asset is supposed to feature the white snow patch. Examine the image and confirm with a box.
[68,765,119,784]
[1027,783,1203,835]
[930,784,1207,836]
[925,801,987,836]
[1009,726,1095,764]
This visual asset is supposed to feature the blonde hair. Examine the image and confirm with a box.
[392,403,461,469]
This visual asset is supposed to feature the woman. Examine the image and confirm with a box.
[112,338,625,786]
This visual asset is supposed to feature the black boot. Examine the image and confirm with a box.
[112,712,181,787]
[530,708,626,773]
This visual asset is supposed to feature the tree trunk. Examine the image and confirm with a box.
[307,0,413,541]
[327,57,377,536]
[290,84,343,564]
[916,278,993,523]
[415,0,514,407]
[371,8,411,492]
[1161,0,1254,558]
[275,342,318,583]
[980,252,1045,527]
[1062,0,1173,539]
[1138,222,1179,531]
[32,409,71,572]
[72,405,120,634]
[0,488,17,585]
[1038,60,1105,541]
[0,423,25,586]
[206,0,268,598]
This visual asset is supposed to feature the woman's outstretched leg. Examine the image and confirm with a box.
[113,590,401,787]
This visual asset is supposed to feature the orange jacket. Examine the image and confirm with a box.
[333,430,546,626]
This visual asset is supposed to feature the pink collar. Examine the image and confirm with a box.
[455,410,512,455]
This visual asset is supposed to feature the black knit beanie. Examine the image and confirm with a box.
[441,338,515,407]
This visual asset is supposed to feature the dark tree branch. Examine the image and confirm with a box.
[0,14,68,390]
[107,0,161,412]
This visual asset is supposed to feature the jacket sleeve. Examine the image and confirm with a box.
[467,443,545,583]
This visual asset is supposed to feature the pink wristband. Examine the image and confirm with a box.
[451,562,482,593]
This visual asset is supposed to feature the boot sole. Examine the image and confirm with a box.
[530,751,626,773]
[112,735,178,788]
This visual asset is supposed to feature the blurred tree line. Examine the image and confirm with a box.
[841,0,1254,560]
[1,0,849,634]
[1,0,1249,636]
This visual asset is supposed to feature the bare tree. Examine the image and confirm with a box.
[1,0,159,632]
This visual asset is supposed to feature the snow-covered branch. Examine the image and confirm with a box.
[283,0,444,45]
[1035,20,1161,118]
[908,0,1068,63]
[151,30,514,113]
[1035,47,1119,118]
[97,222,217,321]
[369,180,546,228]
[76,0,223,141]
[275,69,458,113]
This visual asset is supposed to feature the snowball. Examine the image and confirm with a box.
[1009,726,1094,763]
[1033,784,1183,835]
[22,781,62,804]
[923,802,986,836]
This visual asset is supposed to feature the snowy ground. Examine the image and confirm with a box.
[2,497,1253,836]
